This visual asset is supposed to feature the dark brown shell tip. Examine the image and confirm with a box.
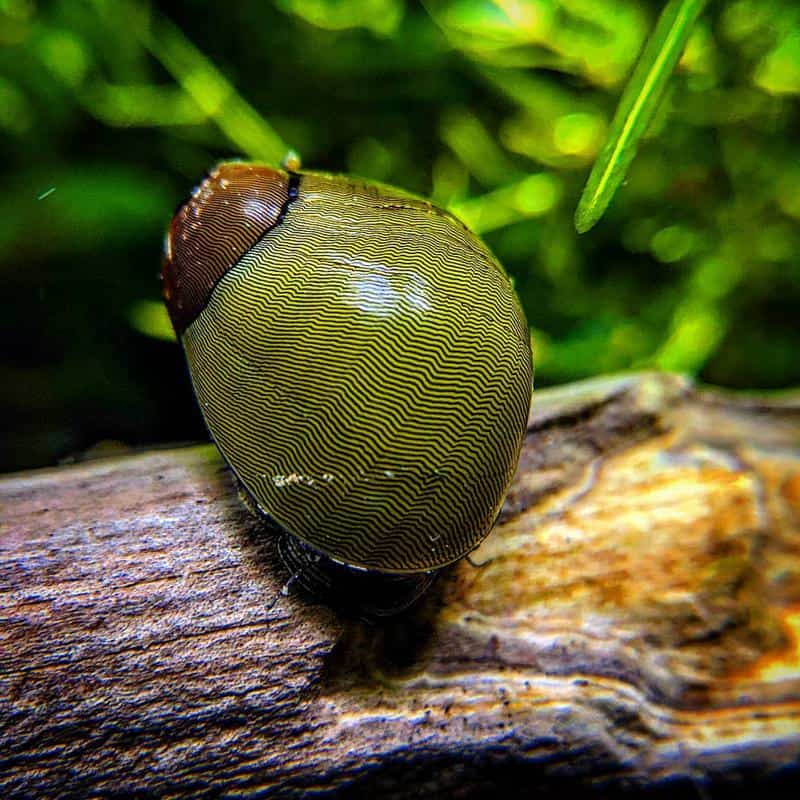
[162,163,291,335]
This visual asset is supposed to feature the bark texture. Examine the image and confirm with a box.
[1,372,799,798]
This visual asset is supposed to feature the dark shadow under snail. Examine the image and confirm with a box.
[163,160,532,616]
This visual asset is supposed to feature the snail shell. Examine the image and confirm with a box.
[164,162,532,574]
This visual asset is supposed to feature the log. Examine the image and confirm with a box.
[1,372,799,798]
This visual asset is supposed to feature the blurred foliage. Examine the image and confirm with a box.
[1,0,799,471]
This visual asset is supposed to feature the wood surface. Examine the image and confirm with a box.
[1,372,799,798]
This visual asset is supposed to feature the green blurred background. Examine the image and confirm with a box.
[1,0,798,472]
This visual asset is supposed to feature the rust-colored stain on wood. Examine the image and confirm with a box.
[1,373,799,798]
[454,427,799,700]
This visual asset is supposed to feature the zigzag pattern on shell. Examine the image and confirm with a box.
[177,168,532,573]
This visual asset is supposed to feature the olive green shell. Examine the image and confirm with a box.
[170,165,532,573]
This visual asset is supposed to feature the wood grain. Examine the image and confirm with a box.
[1,372,799,798]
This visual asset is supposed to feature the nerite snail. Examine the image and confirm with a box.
[163,161,532,614]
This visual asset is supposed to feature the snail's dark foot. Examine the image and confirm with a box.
[236,478,436,617]
[277,533,437,619]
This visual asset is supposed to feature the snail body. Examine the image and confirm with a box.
[164,162,531,605]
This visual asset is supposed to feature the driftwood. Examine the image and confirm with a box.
[1,372,799,798]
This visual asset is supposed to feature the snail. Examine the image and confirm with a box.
[163,161,532,614]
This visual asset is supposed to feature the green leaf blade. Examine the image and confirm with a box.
[575,0,707,234]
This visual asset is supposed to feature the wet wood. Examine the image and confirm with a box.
[1,372,799,798]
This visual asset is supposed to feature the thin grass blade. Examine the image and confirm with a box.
[93,0,289,164]
[574,0,707,234]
